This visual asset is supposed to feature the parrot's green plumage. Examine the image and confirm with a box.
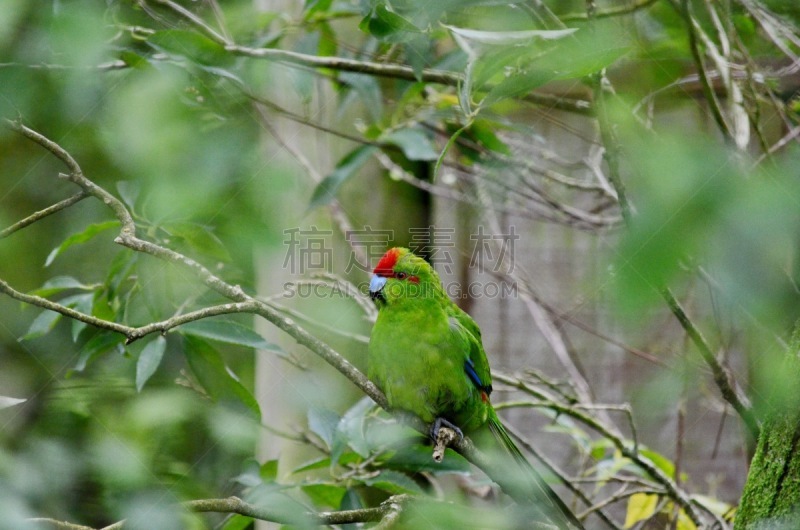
[368,247,584,530]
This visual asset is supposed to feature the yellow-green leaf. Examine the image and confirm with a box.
[625,492,659,528]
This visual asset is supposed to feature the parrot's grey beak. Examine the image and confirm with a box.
[369,275,387,302]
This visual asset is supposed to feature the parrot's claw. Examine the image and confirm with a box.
[430,417,463,442]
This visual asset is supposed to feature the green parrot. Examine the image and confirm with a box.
[368,247,584,530]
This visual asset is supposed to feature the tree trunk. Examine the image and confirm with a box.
[735,325,800,529]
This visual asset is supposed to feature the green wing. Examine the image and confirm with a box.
[447,302,492,394]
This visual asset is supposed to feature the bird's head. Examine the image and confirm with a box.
[369,247,442,306]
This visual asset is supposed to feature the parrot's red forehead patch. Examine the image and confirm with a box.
[374,248,402,276]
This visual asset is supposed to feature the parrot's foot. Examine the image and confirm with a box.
[430,417,463,442]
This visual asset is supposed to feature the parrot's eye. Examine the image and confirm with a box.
[396,272,407,280]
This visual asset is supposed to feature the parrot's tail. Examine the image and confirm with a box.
[486,412,585,530]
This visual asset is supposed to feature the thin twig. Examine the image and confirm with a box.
[150,0,231,45]
[0,191,89,239]
[502,422,622,530]
[492,374,705,527]
[561,0,660,21]
[679,0,734,142]
[588,62,761,440]
[660,287,759,440]
[3,119,547,509]
[227,43,591,113]
[27,519,95,530]
[31,495,412,529]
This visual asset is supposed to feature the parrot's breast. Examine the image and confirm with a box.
[368,304,488,432]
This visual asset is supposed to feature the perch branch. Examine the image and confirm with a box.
[30,495,411,529]
[3,120,538,508]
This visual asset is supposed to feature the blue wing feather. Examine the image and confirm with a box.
[464,358,484,389]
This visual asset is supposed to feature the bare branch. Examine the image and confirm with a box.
[125,302,261,343]
[150,0,230,45]
[502,421,622,530]
[31,495,412,529]
[587,58,761,440]
[660,287,759,439]
[187,495,407,525]
[226,44,591,114]
[27,519,95,530]
[0,279,133,336]
[3,120,543,509]
[0,192,88,239]
[680,0,735,143]
[561,0,659,21]
[493,373,706,527]
[433,425,459,463]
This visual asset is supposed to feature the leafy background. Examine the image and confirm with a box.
[1,1,799,529]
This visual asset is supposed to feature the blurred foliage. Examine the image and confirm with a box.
[1,0,799,528]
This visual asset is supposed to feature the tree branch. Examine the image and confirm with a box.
[3,120,541,509]
[0,191,88,239]
[493,373,706,527]
[588,69,761,440]
[561,0,660,21]
[136,0,591,115]
[660,287,760,439]
[30,495,411,529]
[186,495,407,525]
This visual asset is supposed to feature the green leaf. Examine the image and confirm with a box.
[338,72,383,122]
[381,128,439,161]
[116,181,140,210]
[220,515,253,530]
[181,319,280,351]
[447,25,577,47]
[292,452,361,474]
[118,50,150,69]
[161,221,231,262]
[147,29,228,65]
[364,469,426,495]
[244,483,315,527]
[135,336,166,392]
[233,459,264,487]
[360,5,419,41]
[261,459,279,482]
[625,492,659,528]
[467,119,510,156]
[640,448,675,479]
[332,396,376,464]
[308,145,377,210]
[302,483,347,508]
[304,0,333,17]
[20,310,61,341]
[292,456,331,474]
[59,293,95,341]
[183,336,261,419]
[0,396,26,409]
[387,444,470,473]
[72,333,125,373]
[483,69,557,106]
[308,407,340,448]
[45,221,120,267]
[405,35,431,80]
[30,276,95,297]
